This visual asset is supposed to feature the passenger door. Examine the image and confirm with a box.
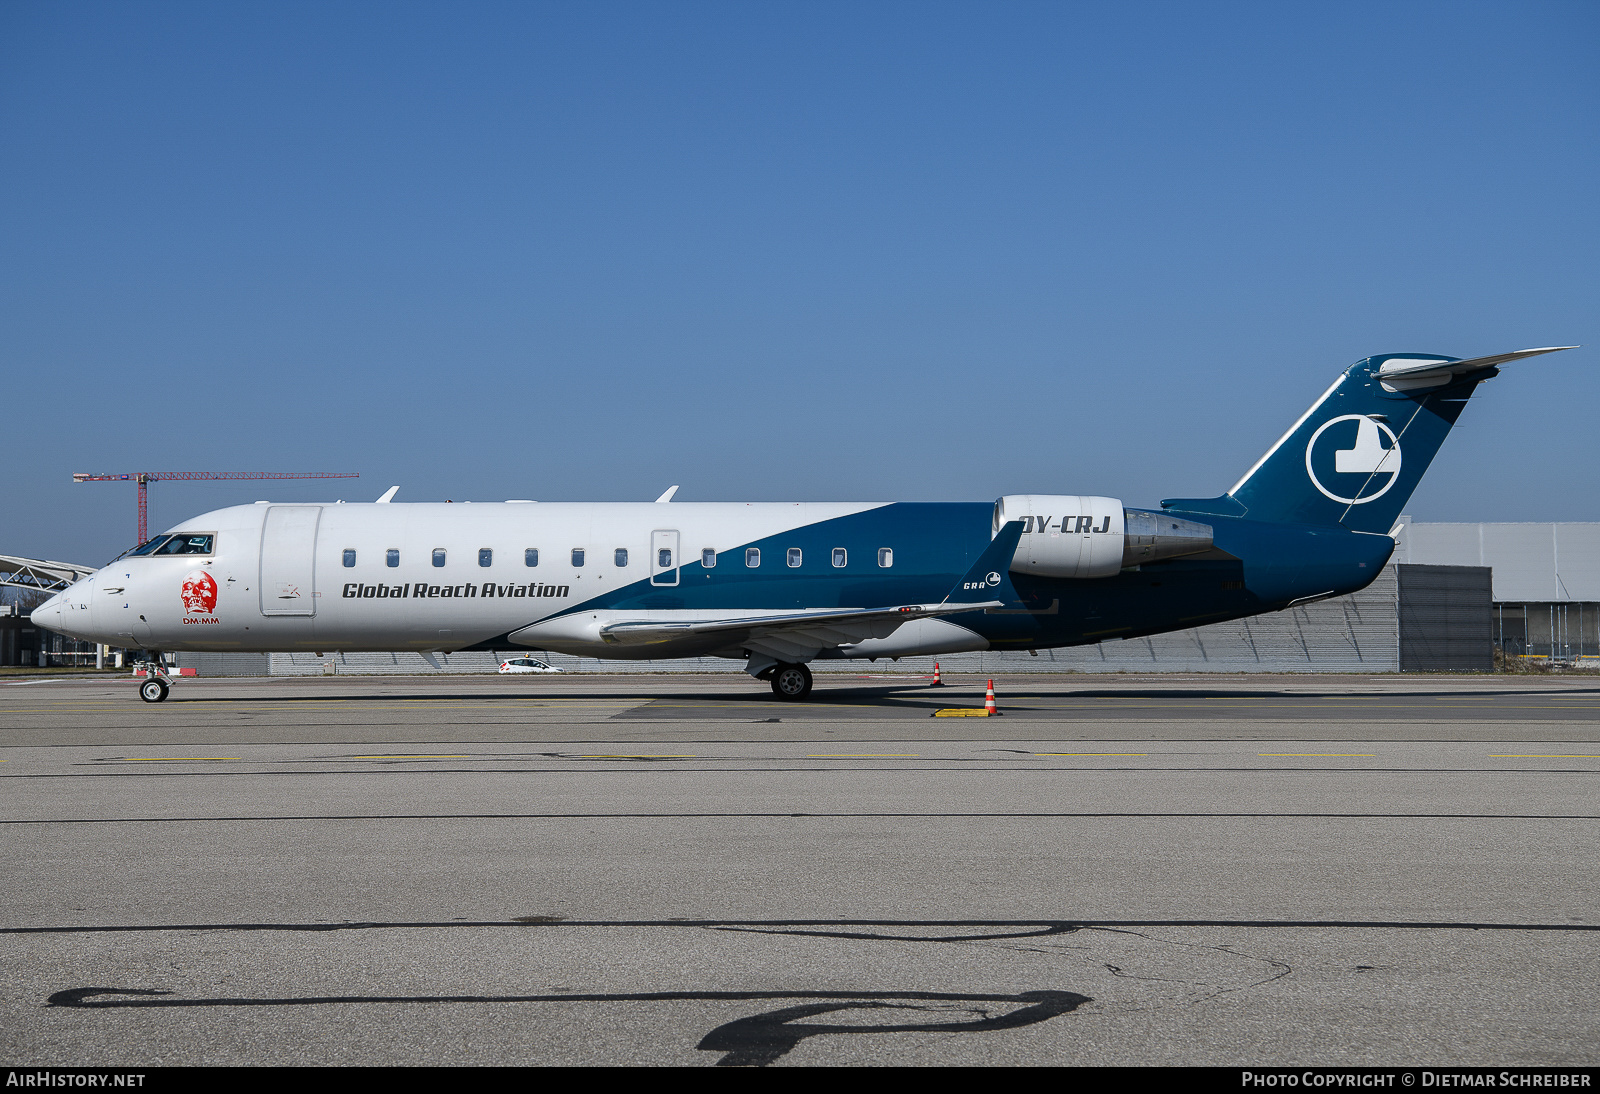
[650,529,680,587]
[259,505,322,616]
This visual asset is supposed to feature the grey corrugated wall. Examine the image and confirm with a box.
[1396,564,1494,673]
[173,650,271,676]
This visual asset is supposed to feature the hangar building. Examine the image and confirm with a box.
[1390,519,1600,661]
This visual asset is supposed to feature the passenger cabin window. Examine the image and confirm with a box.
[745,547,760,568]
[342,549,356,568]
[153,534,214,555]
[571,548,585,567]
[615,548,629,567]
[832,548,847,568]
[658,548,673,568]
[878,548,893,568]
[525,548,539,567]
[787,548,802,568]
[432,549,447,568]
[701,548,716,568]
[478,548,493,568]
[386,549,399,568]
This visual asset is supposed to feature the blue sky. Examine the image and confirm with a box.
[3,1,1596,565]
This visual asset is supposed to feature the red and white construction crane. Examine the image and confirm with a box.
[73,471,360,545]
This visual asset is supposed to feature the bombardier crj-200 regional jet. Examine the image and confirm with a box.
[34,347,1576,703]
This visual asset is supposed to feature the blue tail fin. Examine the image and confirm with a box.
[1160,347,1575,534]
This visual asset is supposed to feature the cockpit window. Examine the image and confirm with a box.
[125,536,173,557]
[153,534,215,555]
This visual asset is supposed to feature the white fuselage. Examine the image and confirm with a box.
[35,499,997,664]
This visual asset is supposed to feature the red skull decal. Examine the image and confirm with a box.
[181,569,218,615]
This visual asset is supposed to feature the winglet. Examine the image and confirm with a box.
[418,651,442,670]
[376,486,399,504]
[943,520,1025,604]
[654,485,679,503]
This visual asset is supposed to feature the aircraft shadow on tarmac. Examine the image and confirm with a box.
[146,683,1600,710]
[150,683,975,712]
[32,916,1600,1065]
[46,985,1091,1067]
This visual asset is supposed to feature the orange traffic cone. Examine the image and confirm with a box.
[985,678,997,715]
[931,662,943,687]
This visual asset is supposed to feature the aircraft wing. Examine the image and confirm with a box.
[594,520,1026,661]
[597,600,1005,651]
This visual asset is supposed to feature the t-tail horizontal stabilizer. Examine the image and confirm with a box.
[1372,346,1577,389]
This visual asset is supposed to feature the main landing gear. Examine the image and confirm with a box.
[769,662,813,700]
[135,656,170,703]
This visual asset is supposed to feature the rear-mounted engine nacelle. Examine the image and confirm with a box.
[993,496,1215,578]
[992,495,1126,579]
[1121,509,1215,567]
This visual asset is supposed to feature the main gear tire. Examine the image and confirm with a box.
[770,663,813,700]
[139,678,169,703]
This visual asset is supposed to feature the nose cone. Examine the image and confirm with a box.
[29,592,65,630]
[30,575,96,640]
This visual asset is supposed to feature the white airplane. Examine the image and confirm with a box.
[32,347,1575,703]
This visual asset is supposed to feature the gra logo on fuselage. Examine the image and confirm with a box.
[1304,414,1403,505]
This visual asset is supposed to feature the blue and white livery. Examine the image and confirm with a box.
[32,347,1576,701]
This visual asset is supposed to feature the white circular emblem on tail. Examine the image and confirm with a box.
[1305,414,1403,505]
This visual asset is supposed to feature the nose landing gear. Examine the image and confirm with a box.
[134,656,170,703]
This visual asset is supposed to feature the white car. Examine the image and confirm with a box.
[498,657,563,674]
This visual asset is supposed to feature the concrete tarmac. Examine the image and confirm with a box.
[2,672,1597,1066]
